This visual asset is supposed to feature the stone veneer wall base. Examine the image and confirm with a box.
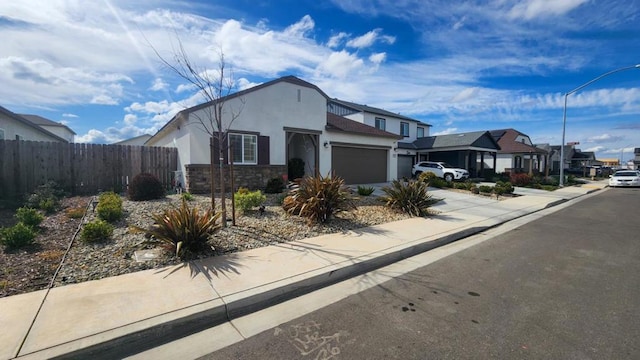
[185,164,287,194]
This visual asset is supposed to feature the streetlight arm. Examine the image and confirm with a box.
[566,64,640,96]
[559,63,640,187]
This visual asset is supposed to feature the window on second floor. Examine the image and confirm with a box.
[400,122,409,137]
[0,128,4,140]
[229,133,257,164]
[15,134,23,141]
[375,117,386,131]
[417,127,424,138]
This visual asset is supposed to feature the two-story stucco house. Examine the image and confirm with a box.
[327,99,431,179]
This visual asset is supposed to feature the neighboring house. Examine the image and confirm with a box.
[598,158,620,168]
[20,114,76,143]
[145,76,401,192]
[570,151,597,169]
[634,148,640,170]
[488,129,549,175]
[328,98,431,179]
[114,134,152,146]
[403,131,501,178]
[0,106,69,143]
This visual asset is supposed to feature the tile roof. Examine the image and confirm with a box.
[325,112,402,139]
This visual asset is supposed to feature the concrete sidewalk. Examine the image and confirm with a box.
[1,180,608,360]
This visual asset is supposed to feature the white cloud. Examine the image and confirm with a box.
[508,0,589,20]
[451,87,480,103]
[346,29,395,48]
[62,113,78,118]
[150,78,168,91]
[583,145,606,153]
[284,15,315,37]
[433,128,458,135]
[586,134,624,143]
[124,114,137,125]
[327,32,349,48]
[316,51,364,79]
[91,94,118,105]
[369,52,386,65]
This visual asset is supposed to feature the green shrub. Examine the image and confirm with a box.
[357,185,375,196]
[494,181,514,195]
[265,177,285,194]
[453,182,467,190]
[96,192,123,222]
[478,185,493,193]
[0,223,37,249]
[418,172,438,182]
[234,188,267,212]
[25,181,65,213]
[15,207,44,228]
[288,158,305,181]
[418,172,448,188]
[282,174,355,224]
[380,180,440,217]
[181,192,194,201]
[145,199,221,259]
[541,185,557,191]
[81,219,114,243]
[128,173,165,201]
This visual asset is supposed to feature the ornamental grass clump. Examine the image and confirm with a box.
[357,185,375,196]
[282,174,356,224]
[380,179,440,217]
[145,199,221,259]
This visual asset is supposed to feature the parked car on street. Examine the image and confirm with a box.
[411,161,469,182]
[608,170,640,187]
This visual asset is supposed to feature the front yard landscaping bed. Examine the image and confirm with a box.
[1,192,411,298]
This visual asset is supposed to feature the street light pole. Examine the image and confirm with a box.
[559,64,640,187]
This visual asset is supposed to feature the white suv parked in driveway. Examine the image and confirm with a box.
[411,161,469,182]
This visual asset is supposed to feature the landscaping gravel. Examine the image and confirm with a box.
[1,191,412,297]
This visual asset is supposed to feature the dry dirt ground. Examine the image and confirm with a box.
[0,197,91,297]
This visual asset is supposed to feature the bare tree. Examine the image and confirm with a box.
[154,42,244,225]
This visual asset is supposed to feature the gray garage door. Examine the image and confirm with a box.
[332,146,387,184]
[397,155,414,179]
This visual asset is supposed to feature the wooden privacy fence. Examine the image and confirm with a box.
[0,140,178,199]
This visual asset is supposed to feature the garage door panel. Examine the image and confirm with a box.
[332,146,387,184]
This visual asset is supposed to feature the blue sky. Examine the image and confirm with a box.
[1,0,639,161]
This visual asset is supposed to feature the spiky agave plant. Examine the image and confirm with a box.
[146,199,222,259]
[282,173,356,224]
[380,179,440,217]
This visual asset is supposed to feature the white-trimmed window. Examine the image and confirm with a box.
[0,128,4,140]
[417,127,424,138]
[400,122,409,137]
[375,117,386,130]
[230,133,257,164]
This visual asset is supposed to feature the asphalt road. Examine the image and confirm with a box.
[202,188,640,360]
